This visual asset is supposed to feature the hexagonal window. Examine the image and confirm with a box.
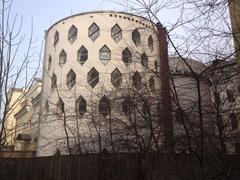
[132,71,141,90]
[141,53,148,67]
[88,67,99,88]
[59,49,67,65]
[45,101,49,115]
[122,96,134,116]
[66,69,76,89]
[54,31,59,46]
[148,35,153,51]
[122,48,132,65]
[99,45,111,65]
[143,100,150,117]
[111,68,122,88]
[99,95,111,117]
[48,55,52,71]
[111,24,122,42]
[76,95,87,115]
[77,46,88,65]
[149,76,155,91]
[132,29,140,46]
[89,23,100,41]
[57,98,64,114]
[68,25,78,43]
[51,73,57,90]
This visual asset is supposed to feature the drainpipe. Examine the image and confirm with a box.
[157,23,174,153]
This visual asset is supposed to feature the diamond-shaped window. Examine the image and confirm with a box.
[77,46,88,65]
[51,73,57,90]
[88,67,99,88]
[122,48,132,65]
[111,68,122,88]
[141,53,148,67]
[76,96,87,115]
[54,31,59,46]
[99,95,111,116]
[59,49,67,65]
[111,24,122,42]
[89,23,100,41]
[132,71,141,90]
[122,96,134,116]
[66,69,76,89]
[68,25,78,43]
[132,29,140,46]
[99,45,111,65]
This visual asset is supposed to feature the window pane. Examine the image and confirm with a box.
[122,48,132,65]
[111,68,122,88]
[88,67,99,88]
[77,96,87,115]
[54,31,59,46]
[122,97,134,116]
[99,45,111,64]
[99,96,111,116]
[68,25,77,43]
[78,46,88,65]
[132,29,140,46]
[141,53,148,67]
[59,50,67,64]
[132,72,141,90]
[51,73,57,90]
[67,70,76,89]
[89,23,100,41]
[111,24,122,42]
[148,35,153,51]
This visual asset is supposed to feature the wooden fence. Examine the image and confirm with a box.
[0,153,240,180]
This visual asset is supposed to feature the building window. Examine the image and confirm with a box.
[76,96,87,115]
[132,71,141,90]
[68,25,78,43]
[141,53,148,67]
[111,24,122,42]
[148,35,153,51]
[227,89,235,102]
[132,29,140,46]
[99,95,111,116]
[143,100,150,117]
[122,96,134,116]
[99,45,111,64]
[77,46,88,65]
[66,69,76,89]
[230,113,238,129]
[45,101,49,115]
[88,67,99,88]
[57,98,64,114]
[149,76,155,91]
[89,23,100,41]
[122,48,132,65]
[48,56,52,71]
[59,49,67,65]
[111,68,122,88]
[51,73,57,90]
[54,31,59,46]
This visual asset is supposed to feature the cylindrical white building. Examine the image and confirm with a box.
[37,11,161,156]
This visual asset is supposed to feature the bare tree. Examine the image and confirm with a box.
[0,0,41,151]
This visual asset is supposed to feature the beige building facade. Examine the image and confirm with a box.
[37,11,160,156]
[14,78,42,152]
[4,88,25,150]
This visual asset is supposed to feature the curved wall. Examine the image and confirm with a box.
[37,11,160,156]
